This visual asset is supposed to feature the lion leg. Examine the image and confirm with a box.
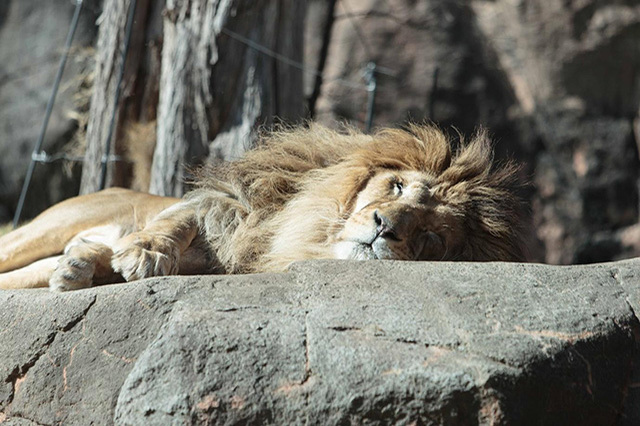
[0,188,179,274]
[50,241,120,292]
[0,256,61,289]
[49,224,127,292]
[0,222,71,274]
[0,190,123,273]
[112,202,199,282]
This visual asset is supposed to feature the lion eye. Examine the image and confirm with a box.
[393,181,403,196]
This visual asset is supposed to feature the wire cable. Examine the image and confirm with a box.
[221,27,365,90]
[13,0,84,228]
[338,0,374,60]
[31,151,127,164]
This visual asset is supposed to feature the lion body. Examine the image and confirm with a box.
[0,124,526,291]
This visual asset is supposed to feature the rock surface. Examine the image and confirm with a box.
[0,259,639,425]
[2,0,639,264]
[471,0,640,265]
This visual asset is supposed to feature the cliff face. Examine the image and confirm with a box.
[1,259,639,425]
[471,0,640,265]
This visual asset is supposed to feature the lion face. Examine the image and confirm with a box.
[333,170,462,262]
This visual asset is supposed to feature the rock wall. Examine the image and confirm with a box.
[472,0,640,264]
[1,259,639,424]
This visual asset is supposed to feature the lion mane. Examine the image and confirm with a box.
[188,123,526,274]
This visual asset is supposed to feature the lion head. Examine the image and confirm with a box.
[190,124,526,273]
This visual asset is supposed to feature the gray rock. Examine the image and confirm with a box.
[0,259,638,424]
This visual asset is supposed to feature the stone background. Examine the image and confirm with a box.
[1,0,640,265]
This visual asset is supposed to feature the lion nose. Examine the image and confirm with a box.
[373,210,400,241]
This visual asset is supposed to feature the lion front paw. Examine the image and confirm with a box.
[49,240,115,292]
[50,256,95,292]
[111,233,179,282]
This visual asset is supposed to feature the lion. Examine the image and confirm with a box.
[0,124,526,291]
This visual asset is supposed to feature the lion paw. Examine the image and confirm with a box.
[112,234,179,282]
[50,256,95,292]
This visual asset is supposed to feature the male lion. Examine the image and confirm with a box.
[0,124,526,291]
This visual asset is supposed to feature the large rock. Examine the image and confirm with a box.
[0,259,639,424]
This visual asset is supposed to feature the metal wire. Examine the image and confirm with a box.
[13,0,84,228]
[363,62,377,132]
[221,27,365,90]
[338,0,374,60]
[99,0,138,190]
[221,26,388,131]
[31,151,126,164]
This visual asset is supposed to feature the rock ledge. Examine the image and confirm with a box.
[1,259,639,425]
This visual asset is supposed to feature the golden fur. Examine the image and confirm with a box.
[189,123,525,273]
[0,123,526,291]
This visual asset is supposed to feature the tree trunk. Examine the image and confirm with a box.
[149,0,305,197]
[80,0,154,194]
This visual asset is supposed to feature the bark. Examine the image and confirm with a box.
[304,0,337,117]
[150,0,305,197]
[80,0,154,194]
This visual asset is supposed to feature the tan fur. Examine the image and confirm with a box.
[0,188,179,290]
[0,124,526,291]
[189,123,526,274]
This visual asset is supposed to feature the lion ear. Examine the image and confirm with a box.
[439,129,494,184]
[462,160,528,262]
[407,124,452,173]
